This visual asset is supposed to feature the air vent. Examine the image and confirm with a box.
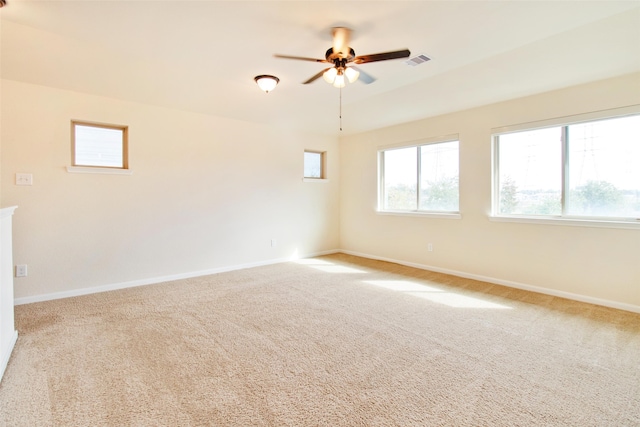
[405,54,431,66]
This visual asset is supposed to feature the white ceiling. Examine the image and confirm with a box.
[2,1,639,136]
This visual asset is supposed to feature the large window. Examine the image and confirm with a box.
[379,139,459,213]
[72,121,128,169]
[493,113,640,221]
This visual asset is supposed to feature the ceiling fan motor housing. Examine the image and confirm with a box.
[325,47,356,64]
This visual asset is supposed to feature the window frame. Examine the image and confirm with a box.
[491,106,640,228]
[378,135,461,217]
[303,150,327,180]
[71,120,129,170]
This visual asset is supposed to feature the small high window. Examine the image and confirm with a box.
[72,121,128,169]
[304,150,326,179]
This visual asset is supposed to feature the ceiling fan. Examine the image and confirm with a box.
[275,27,410,87]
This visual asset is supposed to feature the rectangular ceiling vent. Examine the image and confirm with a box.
[405,54,431,67]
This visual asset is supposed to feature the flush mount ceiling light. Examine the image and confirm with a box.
[254,75,279,93]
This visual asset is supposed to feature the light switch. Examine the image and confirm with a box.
[16,173,33,186]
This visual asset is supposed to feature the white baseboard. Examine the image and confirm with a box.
[14,249,340,306]
[14,248,637,314]
[0,330,18,384]
[339,249,640,314]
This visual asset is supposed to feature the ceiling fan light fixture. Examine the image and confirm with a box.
[323,67,338,84]
[333,74,346,88]
[345,66,359,83]
[254,75,279,93]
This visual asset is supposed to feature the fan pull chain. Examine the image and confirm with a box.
[339,86,343,131]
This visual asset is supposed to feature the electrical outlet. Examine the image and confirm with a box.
[16,264,28,277]
[428,243,433,252]
[271,238,277,248]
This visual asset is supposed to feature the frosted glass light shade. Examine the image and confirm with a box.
[254,75,279,93]
[345,67,359,83]
[323,68,338,83]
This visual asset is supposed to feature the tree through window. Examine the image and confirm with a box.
[494,114,640,220]
[379,140,459,213]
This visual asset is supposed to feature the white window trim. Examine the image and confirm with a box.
[67,166,133,175]
[376,211,462,220]
[377,133,459,151]
[489,215,640,230]
[303,150,326,180]
[491,105,640,136]
[71,120,129,170]
[490,105,640,226]
[378,134,460,215]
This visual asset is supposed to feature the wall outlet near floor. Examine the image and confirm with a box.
[16,264,28,277]
[428,243,433,252]
[271,238,277,248]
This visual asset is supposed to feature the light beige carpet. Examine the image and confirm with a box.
[1,253,639,426]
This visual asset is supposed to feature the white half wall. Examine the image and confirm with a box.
[1,80,340,300]
[339,73,640,309]
[0,207,18,382]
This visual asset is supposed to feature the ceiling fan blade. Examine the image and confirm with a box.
[332,27,351,56]
[353,49,411,64]
[350,66,375,84]
[303,68,331,84]
[274,54,328,63]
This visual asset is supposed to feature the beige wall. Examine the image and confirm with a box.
[339,73,640,310]
[1,80,340,300]
[2,73,639,310]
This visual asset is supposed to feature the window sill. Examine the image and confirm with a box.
[377,211,461,220]
[489,215,640,230]
[302,178,328,183]
[67,166,133,175]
